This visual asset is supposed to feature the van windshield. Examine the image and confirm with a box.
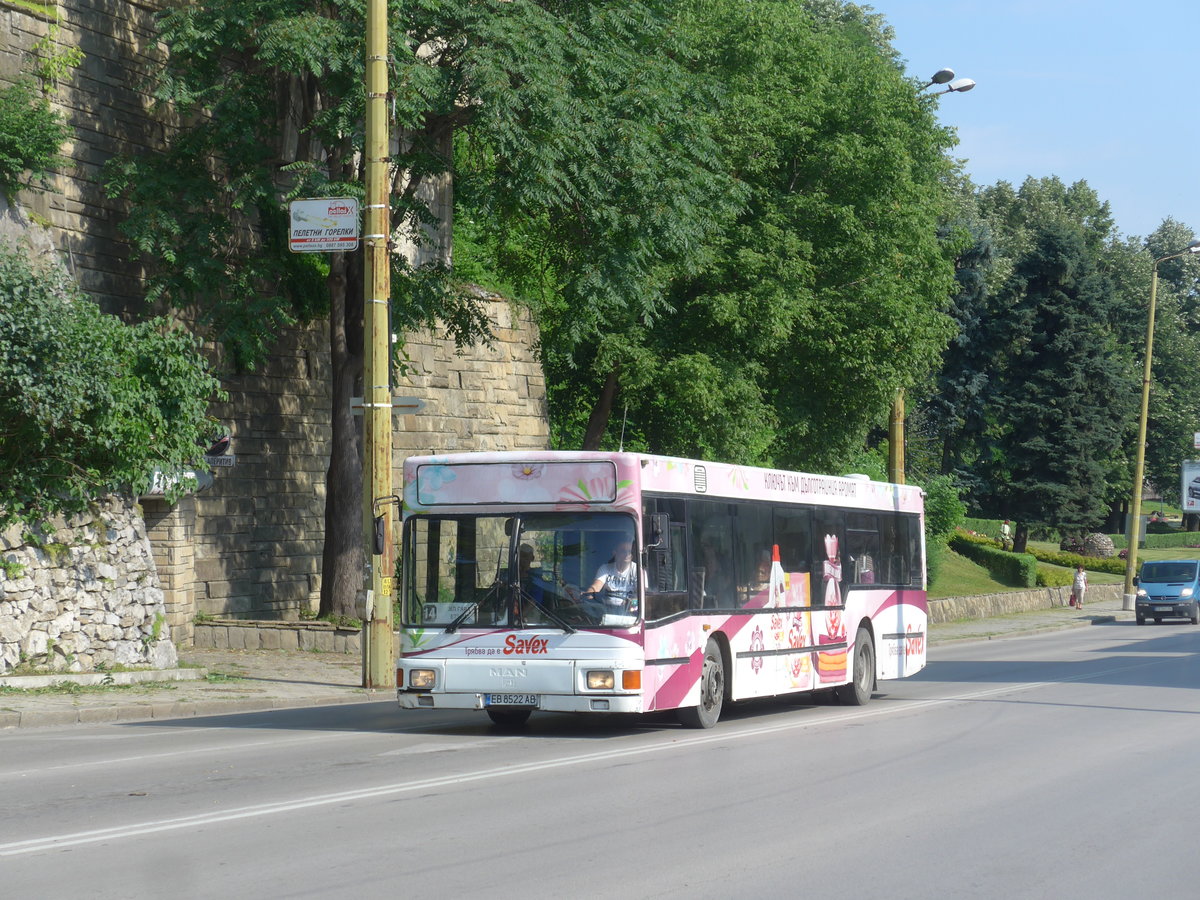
[1140,561,1199,583]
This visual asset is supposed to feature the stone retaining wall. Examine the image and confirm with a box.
[0,497,177,674]
[928,582,1123,624]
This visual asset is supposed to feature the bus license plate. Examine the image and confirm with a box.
[485,693,538,707]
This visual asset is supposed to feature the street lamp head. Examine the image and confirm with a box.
[1187,240,1200,254]
[923,67,956,88]
[943,78,976,94]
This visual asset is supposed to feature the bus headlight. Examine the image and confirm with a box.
[587,670,615,690]
[409,669,437,690]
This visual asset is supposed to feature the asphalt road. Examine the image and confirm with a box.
[2,620,1199,899]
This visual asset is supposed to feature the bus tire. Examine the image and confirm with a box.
[834,626,874,707]
[677,639,725,729]
[486,708,532,728]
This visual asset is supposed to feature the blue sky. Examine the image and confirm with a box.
[877,0,1198,241]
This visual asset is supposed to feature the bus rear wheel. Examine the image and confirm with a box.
[834,626,874,707]
[677,639,725,729]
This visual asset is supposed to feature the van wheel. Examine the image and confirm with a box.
[677,639,725,729]
[1136,615,1145,626]
[486,708,532,727]
[834,627,875,706]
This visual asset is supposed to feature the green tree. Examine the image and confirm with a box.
[976,223,1136,549]
[106,0,734,615]
[502,0,959,471]
[1141,219,1200,515]
[0,243,221,525]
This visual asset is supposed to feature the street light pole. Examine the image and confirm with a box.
[1122,240,1200,611]
[887,69,975,486]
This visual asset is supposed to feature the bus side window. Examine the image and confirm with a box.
[643,499,688,620]
[689,500,734,609]
[878,515,907,585]
[732,504,772,607]
[846,513,880,586]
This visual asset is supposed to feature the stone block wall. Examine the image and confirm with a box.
[0,498,178,674]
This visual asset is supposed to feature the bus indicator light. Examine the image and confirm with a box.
[622,670,641,690]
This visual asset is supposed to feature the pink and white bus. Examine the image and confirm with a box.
[396,451,927,728]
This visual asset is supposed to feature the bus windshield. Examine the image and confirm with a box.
[403,511,639,630]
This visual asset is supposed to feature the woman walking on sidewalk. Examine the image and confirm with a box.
[1072,564,1088,609]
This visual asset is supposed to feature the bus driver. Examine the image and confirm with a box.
[587,539,639,614]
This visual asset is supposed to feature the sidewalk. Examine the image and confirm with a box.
[0,593,1138,730]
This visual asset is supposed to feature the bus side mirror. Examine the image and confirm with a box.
[646,513,670,551]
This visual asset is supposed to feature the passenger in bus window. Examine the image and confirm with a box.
[697,536,732,608]
[587,540,640,612]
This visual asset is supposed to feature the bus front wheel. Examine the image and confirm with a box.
[486,708,532,728]
[834,626,875,707]
[678,639,725,729]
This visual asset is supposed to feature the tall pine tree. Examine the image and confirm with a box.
[979,222,1135,548]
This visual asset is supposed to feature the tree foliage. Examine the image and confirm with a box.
[105,0,740,614]
[0,78,70,201]
[464,0,961,472]
[0,243,221,525]
[963,221,1136,540]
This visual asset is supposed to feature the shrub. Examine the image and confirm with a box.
[0,78,70,200]
[949,531,1038,588]
[1025,546,1126,575]
[0,243,223,525]
[1037,565,1072,588]
[921,475,965,588]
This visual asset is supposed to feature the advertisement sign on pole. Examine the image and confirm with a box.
[1182,460,1200,513]
[289,198,360,253]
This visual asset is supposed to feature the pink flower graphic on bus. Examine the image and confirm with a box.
[512,463,544,480]
[556,477,633,510]
[749,625,765,674]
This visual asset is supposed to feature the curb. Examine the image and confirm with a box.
[930,613,1123,645]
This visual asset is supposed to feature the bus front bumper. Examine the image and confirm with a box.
[397,691,645,714]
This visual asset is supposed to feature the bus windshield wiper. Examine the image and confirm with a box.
[444,601,478,634]
[518,587,576,633]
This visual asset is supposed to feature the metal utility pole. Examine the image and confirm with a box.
[362,0,395,688]
[888,390,905,485]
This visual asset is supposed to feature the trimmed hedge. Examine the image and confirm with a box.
[1107,531,1200,550]
[1037,565,1072,588]
[949,532,1038,588]
[1027,546,1126,575]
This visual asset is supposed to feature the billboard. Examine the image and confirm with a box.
[1182,460,1200,513]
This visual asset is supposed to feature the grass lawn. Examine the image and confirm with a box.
[929,550,1012,599]
[932,538,1200,597]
